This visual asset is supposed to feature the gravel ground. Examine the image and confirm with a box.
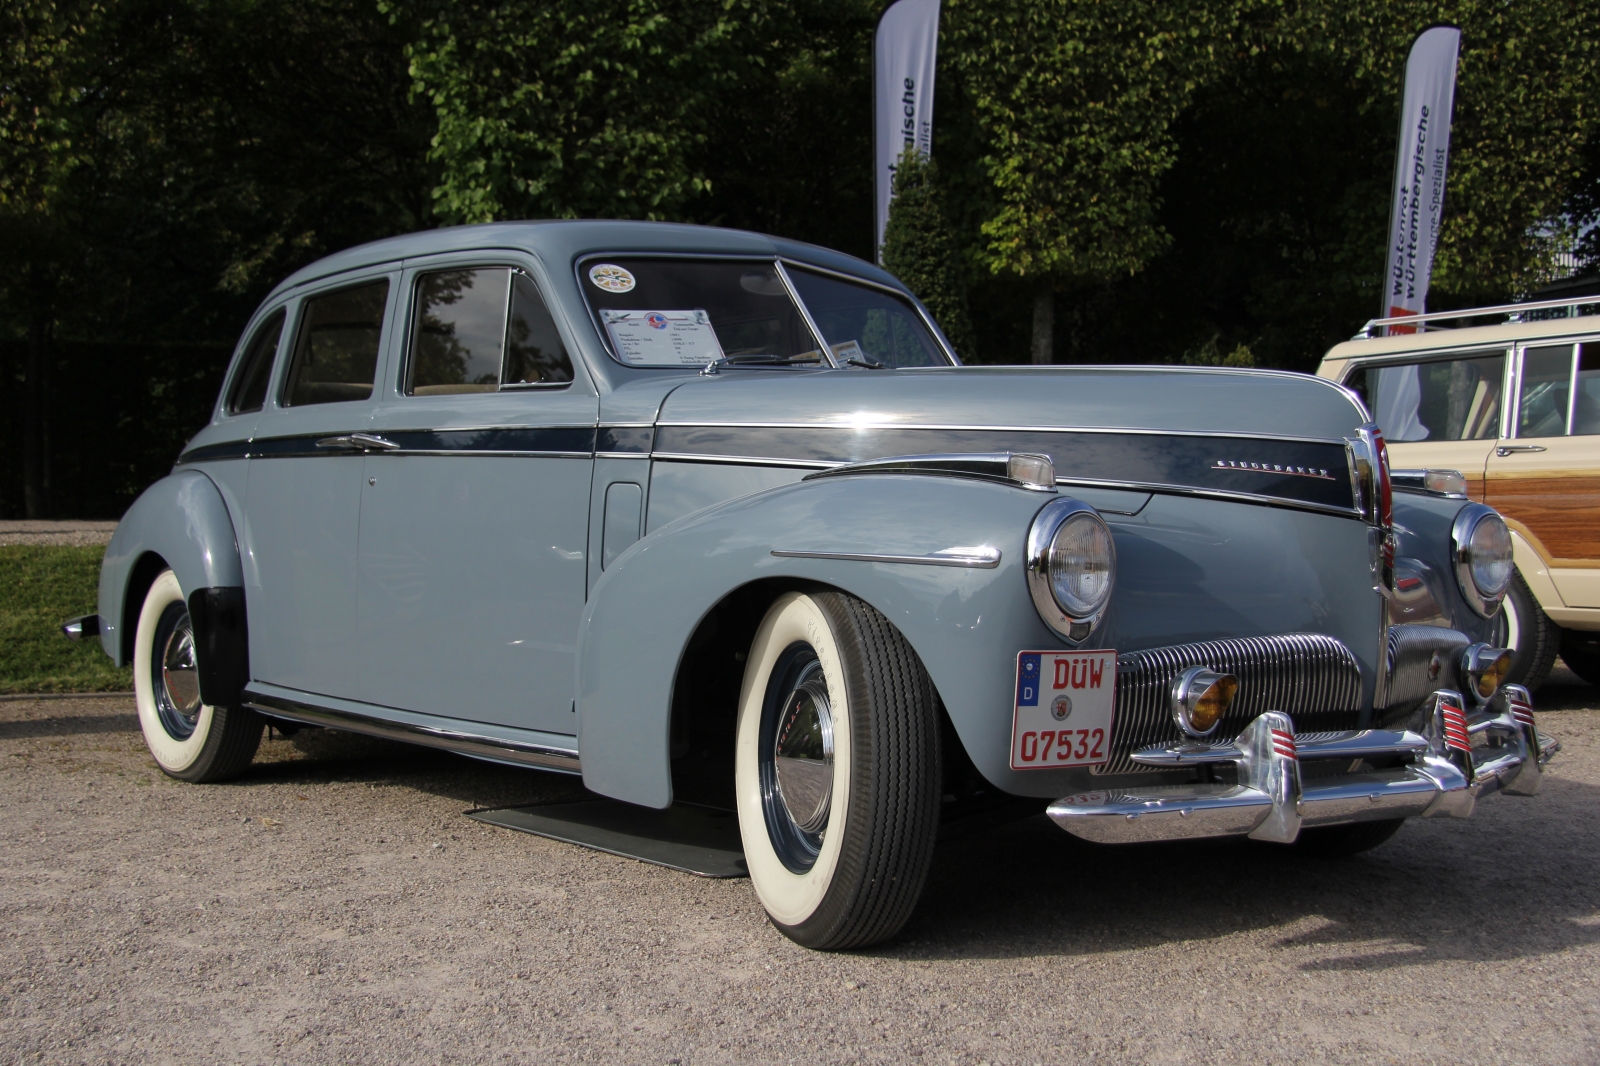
[3,677,1598,1066]
[0,522,118,547]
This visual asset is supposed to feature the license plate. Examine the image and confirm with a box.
[1010,650,1117,770]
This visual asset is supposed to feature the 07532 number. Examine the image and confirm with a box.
[1017,728,1105,764]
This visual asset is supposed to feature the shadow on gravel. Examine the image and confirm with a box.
[0,711,139,738]
[892,768,1600,967]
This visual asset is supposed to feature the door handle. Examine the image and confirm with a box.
[1495,444,1547,456]
[315,433,400,453]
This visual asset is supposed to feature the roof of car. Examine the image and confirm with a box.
[264,219,906,303]
[1322,315,1600,365]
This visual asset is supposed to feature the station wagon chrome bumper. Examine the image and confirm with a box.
[1047,685,1556,845]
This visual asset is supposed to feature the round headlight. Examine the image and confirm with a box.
[1027,499,1116,641]
[1049,513,1114,617]
[1452,504,1513,618]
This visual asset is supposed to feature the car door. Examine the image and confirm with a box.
[241,270,397,700]
[1352,348,1508,498]
[1485,339,1600,607]
[356,256,597,736]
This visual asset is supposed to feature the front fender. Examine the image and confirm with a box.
[576,474,1061,807]
[98,469,244,667]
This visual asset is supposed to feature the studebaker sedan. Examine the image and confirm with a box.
[71,221,1556,949]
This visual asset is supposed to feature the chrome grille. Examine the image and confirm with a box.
[1095,633,1363,775]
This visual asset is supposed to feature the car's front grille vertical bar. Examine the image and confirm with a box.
[1095,633,1363,775]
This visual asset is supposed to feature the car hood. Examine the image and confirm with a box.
[652,366,1369,516]
[655,365,1366,440]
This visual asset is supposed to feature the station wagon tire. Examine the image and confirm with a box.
[133,569,263,783]
[1497,569,1558,691]
[735,591,942,950]
[1292,818,1404,857]
[1558,630,1600,688]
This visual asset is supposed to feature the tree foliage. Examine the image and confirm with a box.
[880,148,975,357]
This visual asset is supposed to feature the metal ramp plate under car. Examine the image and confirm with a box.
[468,800,748,878]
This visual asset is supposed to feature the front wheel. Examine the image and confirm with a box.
[133,569,262,783]
[735,591,942,950]
[1497,569,1559,691]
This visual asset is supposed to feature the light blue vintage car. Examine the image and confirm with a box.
[71,221,1556,949]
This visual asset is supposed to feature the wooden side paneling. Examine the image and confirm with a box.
[1486,473,1600,564]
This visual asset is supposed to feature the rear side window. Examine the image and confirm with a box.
[226,309,285,415]
[282,279,390,406]
[1361,352,1505,442]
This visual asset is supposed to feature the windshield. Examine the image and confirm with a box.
[579,256,952,370]
[785,266,948,368]
[581,258,822,368]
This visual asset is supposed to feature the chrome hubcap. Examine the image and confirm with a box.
[152,603,202,739]
[773,663,834,834]
[759,645,836,873]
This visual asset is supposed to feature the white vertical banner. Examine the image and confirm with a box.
[874,0,941,263]
[1382,25,1461,333]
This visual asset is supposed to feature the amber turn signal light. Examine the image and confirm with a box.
[1170,667,1240,738]
[1462,644,1513,702]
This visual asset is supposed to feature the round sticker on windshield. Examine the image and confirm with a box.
[589,263,636,293]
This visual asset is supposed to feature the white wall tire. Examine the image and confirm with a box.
[735,590,941,950]
[1497,569,1558,691]
[134,569,262,782]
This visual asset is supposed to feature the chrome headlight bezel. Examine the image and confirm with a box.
[1451,503,1513,618]
[1026,498,1116,642]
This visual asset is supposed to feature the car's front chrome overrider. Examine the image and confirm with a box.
[1046,684,1559,845]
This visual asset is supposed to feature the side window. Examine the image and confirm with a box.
[504,271,575,386]
[1516,345,1575,438]
[225,309,286,415]
[1364,352,1505,442]
[409,268,510,394]
[1575,343,1600,436]
[282,279,390,407]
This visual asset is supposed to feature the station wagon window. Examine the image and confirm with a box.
[1515,341,1600,438]
[785,266,946,368]
[581,258,821,367]
[406,267,575,393]
[282,279,390,406]
[225,309,285,415]
[1360,351,1505,442]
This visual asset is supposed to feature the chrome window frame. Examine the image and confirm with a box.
[1506,339,1600,440]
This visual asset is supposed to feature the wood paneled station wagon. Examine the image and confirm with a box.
[1319,297,1600,694]
[65,222,1557,949]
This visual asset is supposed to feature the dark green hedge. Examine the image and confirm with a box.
[1,340,233,519]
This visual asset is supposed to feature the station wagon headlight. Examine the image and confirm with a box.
[1027,499,1116,642]
[1451,504,1513,617]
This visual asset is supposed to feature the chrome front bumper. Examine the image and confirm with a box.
[1048,685,1557,845]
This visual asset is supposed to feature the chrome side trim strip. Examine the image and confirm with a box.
[652,420,1350,445]
[652,451,831,469]
[771,546,1001,568]
[244,690,581,774]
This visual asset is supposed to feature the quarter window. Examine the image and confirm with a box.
[282,279,390,406]
[504,272,575,387]
[226,309,286,415]
[1362,352,1505,443]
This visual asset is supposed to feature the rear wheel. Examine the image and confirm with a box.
[1293,818,1404,857]
[735,591,941,950]
[133,570,262,783]
[1497,569,1559,691]
[1559,629,1600,687]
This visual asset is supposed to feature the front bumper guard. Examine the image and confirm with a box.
[1048,685,1558,845]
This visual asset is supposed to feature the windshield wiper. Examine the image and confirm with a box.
[701,353,823,376]
[847,357,888,369]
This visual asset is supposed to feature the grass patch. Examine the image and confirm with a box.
[0,546,132,693]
